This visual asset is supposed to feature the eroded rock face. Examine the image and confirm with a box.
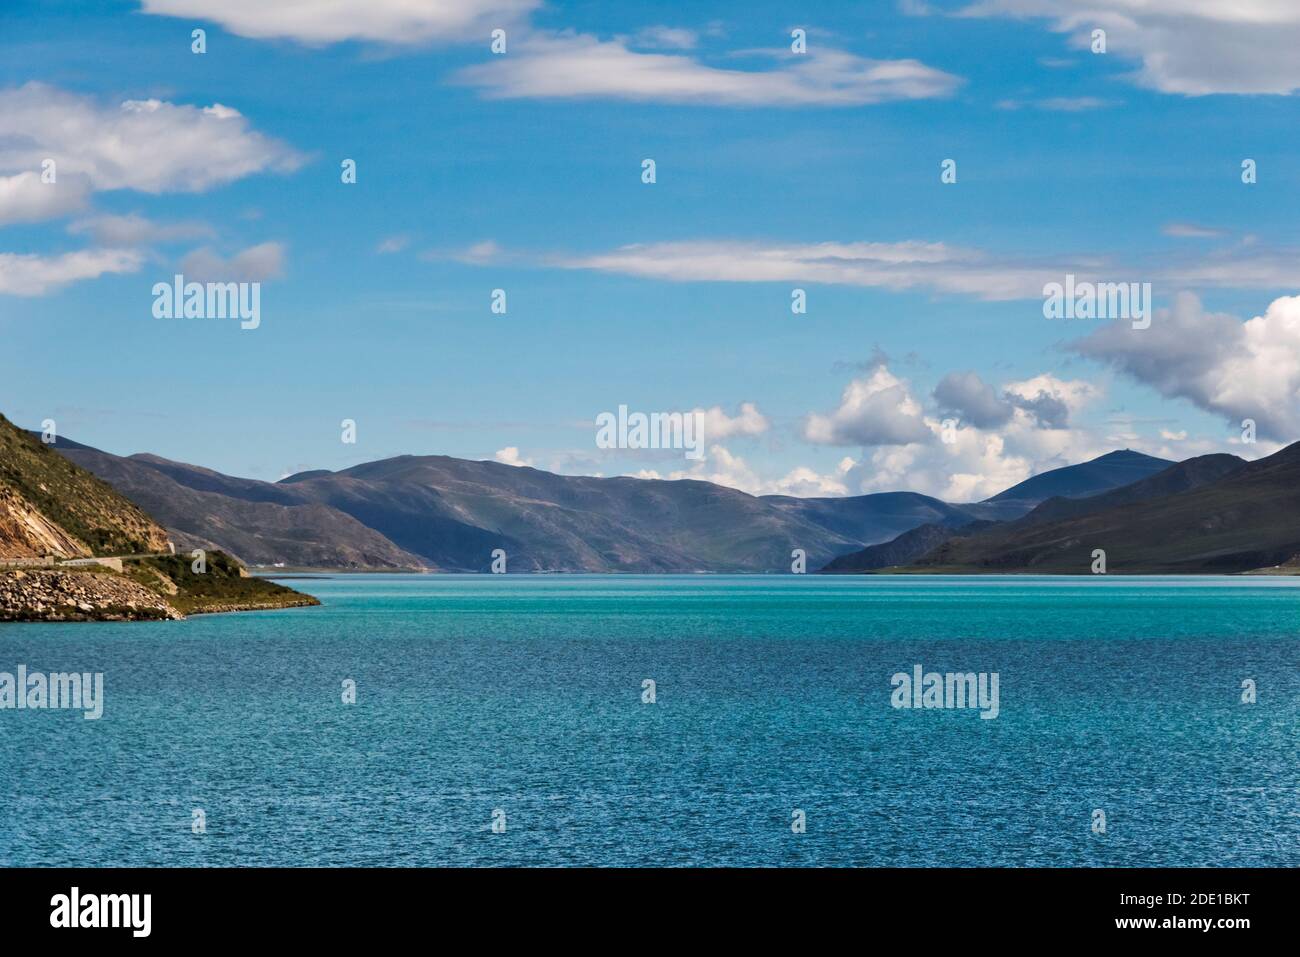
[0,570,181,621]
[0,484,88,560]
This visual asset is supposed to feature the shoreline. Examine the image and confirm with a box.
[1,556,320,623]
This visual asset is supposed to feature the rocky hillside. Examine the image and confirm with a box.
[0,413,169,559]
[0,567,180,621]
[1,552,319,621]
[0,483,86,559]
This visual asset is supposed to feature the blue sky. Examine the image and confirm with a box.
[2,0,1298,499]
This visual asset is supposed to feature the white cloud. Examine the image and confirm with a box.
[632,444,852,497]
[1162,222,1225,239]
[841,400,1112,502]
[1072,291,1300,440]
[801,359,1108,500]
[0,171,90,226]
[554,239,1051,300]
[376,234,411,254]
[1158,247,1300,290]
[444,233,1300,299]
[456,32,961,106]
[1038,96,1112,111]
[0,249,144,296]
[632,26,699,50]
[962,1,1300,95]
[0,84,303,197]
[1003,373,1099,428]
[696,401,770,440]
[455,240,503,264]
[180,242,285,282]
[140,0,538,45]
[68,213,214,247]
[494,446,533,467]
[766,459,856,496]
[804,365,933,446]
[998,95,1113,111]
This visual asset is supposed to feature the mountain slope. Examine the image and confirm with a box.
[277,457,867,572]
[50,438,429,570]
[0,414,169,559]
[982,449,1173,511]
[1018,453,1245,526]
[820,521,985,573]
[819,450,1202,573]
[54,440,1003,572]
[760,491,1008,546]
[910,443,1300,573]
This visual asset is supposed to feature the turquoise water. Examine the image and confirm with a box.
[1,575,1297,866]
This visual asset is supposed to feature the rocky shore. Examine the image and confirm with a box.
[0,553,321,622]
[0,568,181,621]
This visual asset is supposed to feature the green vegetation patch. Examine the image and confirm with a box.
[130,551,320,615]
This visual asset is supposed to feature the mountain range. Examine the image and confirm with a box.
[37,427,1184,573]
[898,443,1300,574]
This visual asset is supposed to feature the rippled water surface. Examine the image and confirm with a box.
[2,575,1297,866]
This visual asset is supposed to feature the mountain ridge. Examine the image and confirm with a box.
[904,443,1300,574]
[822,452,1248,573]
[38,427,1200,573]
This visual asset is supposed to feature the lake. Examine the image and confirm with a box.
[1,574,1297,866]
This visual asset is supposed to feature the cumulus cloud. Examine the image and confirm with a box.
[843,430,1039,502]
[799,359,1107,500]
[0,249,144,296]
[962,1,1300,95]
[0,84,303,197]
[804,365,933,446]
[933,371,1014,428]
[140,0,538,45]
[180,242,285,282]
[0,171,90,226]
[1003,373,1098,429]
[456,32,961,106]
[632,445,854,497]
[494,446,533,467]
[696,401,770,441]
[838,392,1109,501]
[1071,291,1300,440]
[0,86,291,296]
